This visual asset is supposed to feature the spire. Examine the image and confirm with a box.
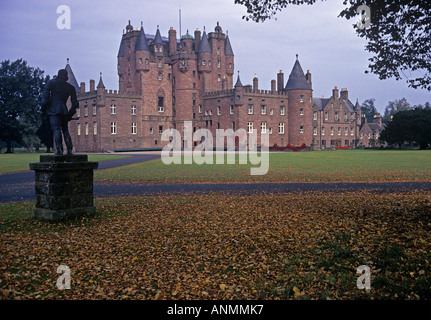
[64,58,80,93]
[355,98,361,111]
[135,25,150,51]
[154,26,163,44]
[198,31,211,53]
[234,71,243,87]
[224,34,233,56]
[97,72,105,89]
[285,56,311,90]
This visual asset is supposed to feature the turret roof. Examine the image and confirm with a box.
[64,59,80,93]
[154,27,163,45]
[224,35,234,56]
[135,25,150,51]
[97,73,105,89]
[285,56,311,90]
[198,31,211,53]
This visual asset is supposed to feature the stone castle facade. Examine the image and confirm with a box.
[66,21,365,152]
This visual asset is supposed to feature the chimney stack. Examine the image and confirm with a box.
[277,70,284,92]
[340,88,348,100]
[332,86,339,100]
[253,74,258,93]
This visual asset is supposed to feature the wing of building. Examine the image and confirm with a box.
[67,21,363,152]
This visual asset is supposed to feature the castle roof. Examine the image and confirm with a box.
[97,73,105,89]
[225,35,233,56]
[181,30,194,40]
[198,31,211,53]
[64,60,80,93]
[154,27,163,45]
[135,26,150,51]
[312,97,330,110]
[285,57,311,90]
[118,38,125,57]
[234,73,243,87]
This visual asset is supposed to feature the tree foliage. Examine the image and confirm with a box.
[234,0,431,90]
[380,108,431,149]
[382,98,411,123]
[0,59,48,153]
[360,98,378,123]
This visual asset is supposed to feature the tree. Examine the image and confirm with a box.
[382,98,412,123]
[0,59,48,153]
[360,98,378,123]
[380,108,431,149]
[234,0,431,90]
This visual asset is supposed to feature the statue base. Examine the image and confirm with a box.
[29,155,99,221]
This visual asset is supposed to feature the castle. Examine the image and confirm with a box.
[66,21,367,152]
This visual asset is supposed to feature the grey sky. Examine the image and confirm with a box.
[0,0,429,114]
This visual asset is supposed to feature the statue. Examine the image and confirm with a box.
[41,69,79,155]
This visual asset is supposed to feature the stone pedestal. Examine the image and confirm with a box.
[29,155,99,221]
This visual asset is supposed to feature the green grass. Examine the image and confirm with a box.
[0,153,130,174]
[94,149,431,183]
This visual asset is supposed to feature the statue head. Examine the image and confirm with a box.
[57,69,68,81]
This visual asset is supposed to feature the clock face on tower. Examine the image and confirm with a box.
[179,59,188,72]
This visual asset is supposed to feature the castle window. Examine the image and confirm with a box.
[218,74,221,82]
[110,122,117,134]
[77,108,80,118]
[93,122,97,135]
[280,106,285,115]
[158,97,164,112]
[110,104,116,115]
[158,59,162,68]
[228,63,232,69]
[85,123,88,136]
[247,104,253,114]
[150,127,153,135]
[131,105,136,115]
[350,127,354,136]
[300,95,304,102]
[217,106,221,115]
[279,122,285,134]
[313,111,318,120]
[202,60,206,66]
[84,106,88,117]
[208,60,211,66]
[261,105,266,115]
[322,127,325,135]
[230,105,234,114]
[247,121,253,133]
[299,126,304,134]
[93,105,97,116]
[351,113,355,121]
[335,112,339,121]
[324,112,328,121]
[138,58,142,64]
[345,127,348,136]
[77,123,81,136]
[158,73,163,81]
[313,127,317,136]
[193,71,196,77]
[261,122,267,133]
[145,59,149,64]
[217,60,221,68]
[199,105,202,113]
[300,108,304,115]
[345,113,348,122]
[270,108,274,115]
[269,127,273,134]
[132,122,137,135]
[193,83,196,89]
[345,140,349,147]
[159,125,163,134]
[217,47,221,55]
[331,127,334,136]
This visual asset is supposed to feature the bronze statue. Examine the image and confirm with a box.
[42,69,79,155]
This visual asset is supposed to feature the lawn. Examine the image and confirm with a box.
[0,153,130,174]
[94,149,431,183]
[1,190,430,300]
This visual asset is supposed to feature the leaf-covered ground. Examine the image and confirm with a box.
[1,190,430,300]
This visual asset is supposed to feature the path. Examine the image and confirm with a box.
[1,153,431,203]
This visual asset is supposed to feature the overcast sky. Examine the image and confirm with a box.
[1,0,429,114]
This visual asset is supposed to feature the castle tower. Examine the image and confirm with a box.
[285,55,313,146]
[135,23,151,75]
